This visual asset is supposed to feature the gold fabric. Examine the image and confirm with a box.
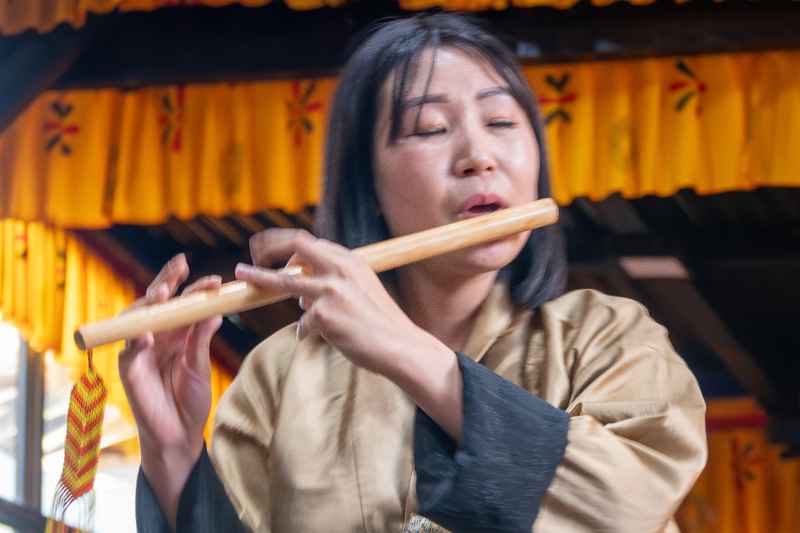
[4,51,800,228]
[210,283,707,532]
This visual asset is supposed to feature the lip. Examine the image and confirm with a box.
[458,193,509,218]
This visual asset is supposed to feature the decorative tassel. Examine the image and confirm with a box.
[49,351,107,532]
[44,518,90,533]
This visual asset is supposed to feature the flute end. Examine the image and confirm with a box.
[74,330,87,351]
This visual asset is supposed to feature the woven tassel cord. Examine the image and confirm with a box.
[49,351,107,532]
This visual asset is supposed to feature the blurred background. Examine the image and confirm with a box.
[0,1,798,532]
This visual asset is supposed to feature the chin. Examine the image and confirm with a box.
[446,234,526,275]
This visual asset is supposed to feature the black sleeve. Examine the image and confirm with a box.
[414,352,569,533]
[136,445,248,533]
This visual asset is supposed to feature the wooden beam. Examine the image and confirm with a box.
[634,278,779,408]
[0,20,97,132]
[73,230,155,292]
[199,216,248,248]
[47,2,800,90]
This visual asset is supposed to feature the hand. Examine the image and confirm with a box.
[241,229,465,441]
[118,253,222,528]
[236,229,428,377]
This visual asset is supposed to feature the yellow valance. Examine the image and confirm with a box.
[1,0,683,36]
[2,50,798,228]
[1,79,336,227]
[0,218,232,431]
[676,398,800,532]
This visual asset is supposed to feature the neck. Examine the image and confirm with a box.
[394,265,498,352]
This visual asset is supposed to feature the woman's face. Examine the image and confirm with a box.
[374,47,540,277]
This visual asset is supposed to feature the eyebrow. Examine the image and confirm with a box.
[401,94,448,110]
[401,86,512,109]
[476,86,512,100]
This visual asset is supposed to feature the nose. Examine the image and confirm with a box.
[453,128,497,178]
[454,153,495,177]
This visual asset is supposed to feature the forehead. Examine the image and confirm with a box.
[388,46,507,100]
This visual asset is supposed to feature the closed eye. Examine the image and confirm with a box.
[412,127,447,138]
[489,120,516,129]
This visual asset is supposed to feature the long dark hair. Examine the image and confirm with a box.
[315,13,566,310]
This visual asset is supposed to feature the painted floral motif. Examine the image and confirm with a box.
[669,60,707,116]
[538,73,577,125]
[44,100,80,155]
[287,80,323,147]
[731,437,764,490]
[56,246,66,291]
[14,229,26,260]
[159,86,186,152]
[729,436,765,529]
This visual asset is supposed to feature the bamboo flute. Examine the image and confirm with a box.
[74,198,558,350]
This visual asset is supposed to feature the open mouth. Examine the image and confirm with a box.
[466,202,503,214]
[459,193,508,217]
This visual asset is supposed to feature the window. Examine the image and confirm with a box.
[0,321,21,504]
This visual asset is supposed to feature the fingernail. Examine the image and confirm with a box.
[235,263,253,276]
[283,265,304,276]
[148,282,166,299]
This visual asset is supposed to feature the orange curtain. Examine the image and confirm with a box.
[677,398,800,533]
[0,218,233,432]
[2,50,799,228]
[523,52,800,203]
[0,80,335,227]
[0,0,692,36]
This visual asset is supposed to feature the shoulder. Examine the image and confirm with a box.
[238,322,300,386]
[539,289,673,355]
[541,288,651,325]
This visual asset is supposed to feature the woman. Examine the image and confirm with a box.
[123,14,707,533]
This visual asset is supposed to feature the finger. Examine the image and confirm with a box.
[297,312,318,342]
[152,276,222,346]
[184,315,223,373]
[296,302,327,342]
[249,229,315,268]
[181,275,222,296]
[120,333,154,362]
[235,263,327,299]
[118,332,156,382]
[289,236,355,277]
[147,253,190,299]
[296,294,320,312]
[120,282,167,316]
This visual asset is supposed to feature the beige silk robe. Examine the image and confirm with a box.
[209,285,708,532]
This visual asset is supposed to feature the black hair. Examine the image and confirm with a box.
[315,13,566,310]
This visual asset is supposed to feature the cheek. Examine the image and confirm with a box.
[503,131,540,201]
[376,145,450,235]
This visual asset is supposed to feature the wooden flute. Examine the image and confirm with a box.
[74,198,558,350]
